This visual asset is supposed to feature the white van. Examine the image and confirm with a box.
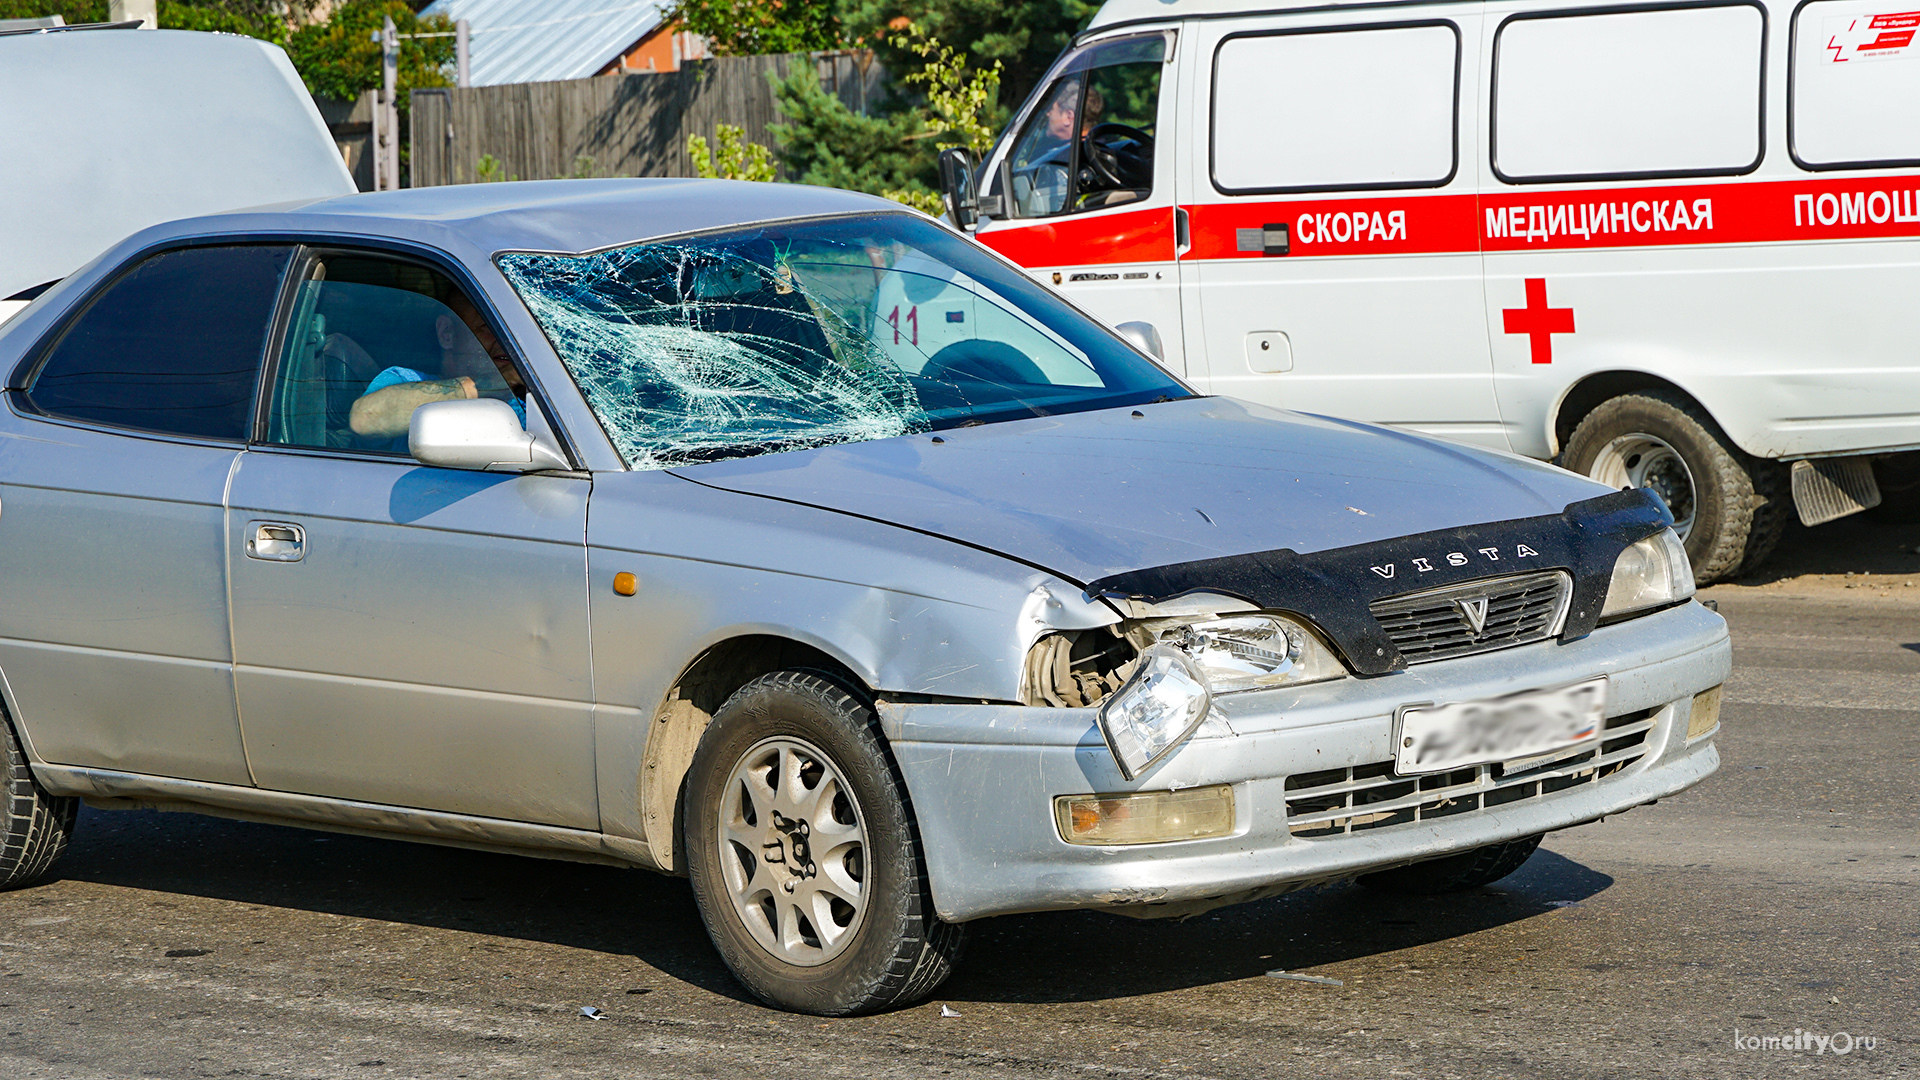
[0,24,355,326]
[938,0,1920,582]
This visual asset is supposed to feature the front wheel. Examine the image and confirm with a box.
[684,671,964,1015]
[1561,391,1785,584]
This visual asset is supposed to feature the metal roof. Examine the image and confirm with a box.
[418,0,666,87]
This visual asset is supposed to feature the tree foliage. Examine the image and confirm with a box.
[284,1,454,106]
[0,1,450,106]
[768,62,935,203]
[837,0,1096,113]
[666,0,843,57]
[688,124,776,182]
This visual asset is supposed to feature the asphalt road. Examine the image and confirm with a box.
[2,519,1915,1080]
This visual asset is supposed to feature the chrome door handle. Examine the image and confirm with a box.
[245,521,306,562]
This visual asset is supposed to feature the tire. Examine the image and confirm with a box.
[1357,834,1543,895]
[684,670,965,1015]
[1561,391,1786,585]
[1,705,77,891]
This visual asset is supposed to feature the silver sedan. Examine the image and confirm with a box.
[0,180,1727,1015]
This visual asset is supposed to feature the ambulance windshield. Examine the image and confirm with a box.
[498,212,1188,470]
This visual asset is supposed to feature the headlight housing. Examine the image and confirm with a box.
[1599,528,1695,620]
[1095,614,1345,779]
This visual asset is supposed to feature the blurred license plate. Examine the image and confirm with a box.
[1396,677,1609,775]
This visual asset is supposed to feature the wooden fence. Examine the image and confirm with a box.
[407,52,884,187]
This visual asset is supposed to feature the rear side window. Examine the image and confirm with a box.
[27,245,293,440]
[1792,0,1920,168]
[1493,4,1765,182]
[1211,24,1459,193]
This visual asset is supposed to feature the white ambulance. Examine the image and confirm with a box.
[937,0,1920,582]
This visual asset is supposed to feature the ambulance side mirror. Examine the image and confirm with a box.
[939,147,979,231]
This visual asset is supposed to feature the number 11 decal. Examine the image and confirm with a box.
[886,305,919,345]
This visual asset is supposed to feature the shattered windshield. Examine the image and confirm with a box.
[497,212,1188,469]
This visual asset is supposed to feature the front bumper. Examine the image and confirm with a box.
[879,599,1729,923]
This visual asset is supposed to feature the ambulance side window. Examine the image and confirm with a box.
[1005,37,1164,218]
[1792,0,1920,168]
[1211,24,1459,193]
[1492,4,1764,182]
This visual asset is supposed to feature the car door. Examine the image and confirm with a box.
[225,247,598,828]
[973,32,1189,375]
[1178,10,1505,448]
[0,243,295,786]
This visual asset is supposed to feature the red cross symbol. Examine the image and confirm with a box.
[1502,278,1575,364]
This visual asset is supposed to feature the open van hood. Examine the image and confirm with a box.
[671,397,1614,585]
[0,28,355,302]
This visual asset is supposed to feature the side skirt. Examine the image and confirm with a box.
[33,764,660,872]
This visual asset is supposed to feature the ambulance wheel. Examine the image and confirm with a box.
[1562,391,1784,585]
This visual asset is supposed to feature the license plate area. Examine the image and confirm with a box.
[1395,677,1609,776]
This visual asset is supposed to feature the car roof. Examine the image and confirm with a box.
[163,179,919,259]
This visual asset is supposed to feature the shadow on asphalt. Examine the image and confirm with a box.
[53,806,1612,1007]
[1721,513,1919,585]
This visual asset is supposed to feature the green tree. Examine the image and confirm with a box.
[666,0,843,56]
[688,124,777,182]
[837,0,1096,113]
[284,0,454,106]
[767,22,1002,214]
[769,61,939,207]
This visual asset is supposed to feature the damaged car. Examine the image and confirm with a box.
[0,179,1728,1015]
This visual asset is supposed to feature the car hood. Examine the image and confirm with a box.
[670,396,1613,585]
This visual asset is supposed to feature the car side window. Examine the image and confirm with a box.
[1004,37,1164,219]
[264,253,527,453]
[25,245,294,440]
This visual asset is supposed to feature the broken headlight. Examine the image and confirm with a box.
[1096,615,1345,779]
[1599,528,1694,621]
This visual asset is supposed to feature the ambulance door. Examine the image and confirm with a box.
[1180,11,1504,449]
[1476,1,1773,461]
[973,32,1188,377]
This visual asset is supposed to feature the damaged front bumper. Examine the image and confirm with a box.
[878,599,1729,923]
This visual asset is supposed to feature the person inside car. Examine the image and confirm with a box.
[348,290,526,442]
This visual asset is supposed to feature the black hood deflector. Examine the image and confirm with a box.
[1085,488,1674,676]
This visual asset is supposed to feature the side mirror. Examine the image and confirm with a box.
[409,398,569,473]
[1115,320,1164,361]
[938,147,979,230]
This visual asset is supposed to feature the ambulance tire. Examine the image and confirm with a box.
[1562,391,1783,586]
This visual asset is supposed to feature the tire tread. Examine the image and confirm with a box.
[0,705,76,891]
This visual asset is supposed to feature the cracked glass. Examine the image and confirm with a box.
[498,212,1187,470]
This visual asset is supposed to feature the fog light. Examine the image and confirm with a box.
[1687,685,1723,740]
[1053,785,1235,846]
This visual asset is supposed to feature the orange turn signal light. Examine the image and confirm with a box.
[612,572,638,597]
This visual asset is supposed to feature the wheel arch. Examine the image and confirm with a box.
[640,634,871,874]
[1550,371,1718,459]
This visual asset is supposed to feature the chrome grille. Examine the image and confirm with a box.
[1284,707,1658,839]
[1370,569,1572,664]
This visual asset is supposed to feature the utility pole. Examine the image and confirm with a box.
[378,15,400,190]
[107,0,154,28]
[456,19,470,89]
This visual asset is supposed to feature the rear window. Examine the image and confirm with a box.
[1492,4,1765,182]
[1212,24,1459,193]
[1792,0,1920,167]
[26,245,292,440]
